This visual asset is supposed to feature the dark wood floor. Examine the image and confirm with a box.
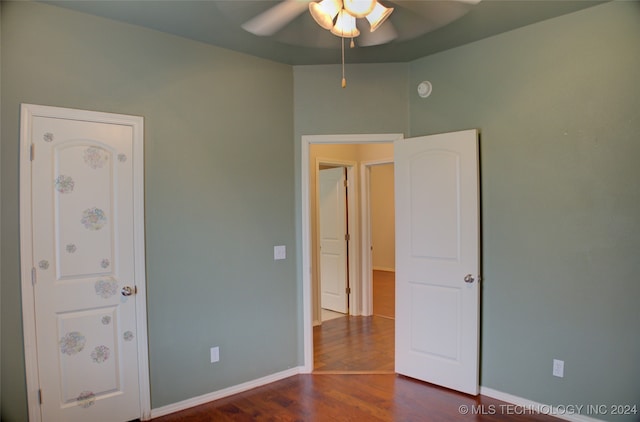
[151,373,560,421]
[314,270,395,373]
[313,315,394,373]
[373,270,395,319]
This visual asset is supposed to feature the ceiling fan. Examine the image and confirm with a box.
[237,0,482,49]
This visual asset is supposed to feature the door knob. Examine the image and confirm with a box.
[464,274,475,284]
[121,286,136,296]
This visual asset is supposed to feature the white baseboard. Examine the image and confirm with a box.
[149,366,303,419]
[480,387,605,422]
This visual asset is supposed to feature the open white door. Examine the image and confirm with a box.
[20,104,149,421]
[394,129,480,395]
[319,167,349,314]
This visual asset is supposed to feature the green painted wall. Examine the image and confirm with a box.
[407,2,640,418]
[293,63,409,137]
[294,2,640,420]
[2,1,639,421]
[1,2,295,420]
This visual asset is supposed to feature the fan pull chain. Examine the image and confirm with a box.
[341,34,346,88]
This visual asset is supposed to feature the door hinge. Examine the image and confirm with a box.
[30,144,35,161]
[344,179,348,187]
[346,287,351,295]
[38,389,43,404]
[345,233,350,241]
[31,267,37,285]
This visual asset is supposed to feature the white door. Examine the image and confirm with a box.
[21,105,148,421]
[319,167,349,313]
[394,129,480,395]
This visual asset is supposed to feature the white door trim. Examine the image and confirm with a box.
[359,158,394,316]
[19,104,151,421]
[300,133,403,372]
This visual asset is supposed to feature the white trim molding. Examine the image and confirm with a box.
[480,387,605,422]
[150,367,303,418]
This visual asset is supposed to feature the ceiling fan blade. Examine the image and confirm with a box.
[242,0,311,36]
[357,20,398,47]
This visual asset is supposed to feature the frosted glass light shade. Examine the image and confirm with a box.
[331,9,360,37]
[342,0,376,18]
[366,2,394,32]
[309,0,342,30]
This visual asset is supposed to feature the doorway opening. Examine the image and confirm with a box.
[302,130,481,395]
[301,133,403,373]
[314,156,398,372]
[365,161,395,320]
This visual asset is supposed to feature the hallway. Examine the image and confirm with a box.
[314,270,395,372]
[313,315,394,373]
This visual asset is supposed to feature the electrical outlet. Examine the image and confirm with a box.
[210,347,220,363]
[553,359,564,377]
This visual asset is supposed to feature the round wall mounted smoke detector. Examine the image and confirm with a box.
[417,81,432,98]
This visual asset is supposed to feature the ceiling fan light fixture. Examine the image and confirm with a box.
[331,9,360,38]
[342,0,376,19]
[309,0,342,30]
[366,2,394,32]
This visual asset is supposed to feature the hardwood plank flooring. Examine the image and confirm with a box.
[313,315,394,373]
[151,373,561,422]
[373,270,395,319]
[314,270,395,373]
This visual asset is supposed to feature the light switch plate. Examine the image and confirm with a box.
[274,245,286,260]
[553,359,564,377]
[210,347,219,363]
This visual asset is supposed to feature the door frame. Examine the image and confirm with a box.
[359,158,394,316]
[315,159,357,322]
[301,133,403,372]
[19,104,151,421]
